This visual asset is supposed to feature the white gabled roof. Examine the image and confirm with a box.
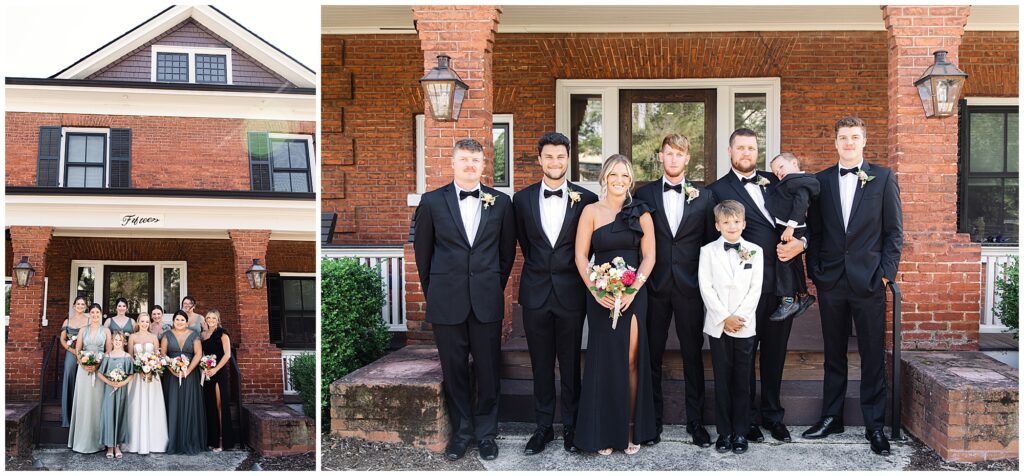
[53,5,315,88]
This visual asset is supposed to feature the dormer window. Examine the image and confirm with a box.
[151,46,232,84]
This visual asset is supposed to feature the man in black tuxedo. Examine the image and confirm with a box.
[512,132,598,455]
[635,134,717,447]
[707,129,804,445]
[802,116,902,456]
[412,138,516,461]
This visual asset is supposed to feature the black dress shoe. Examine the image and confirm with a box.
[769,298,800,322]
[731,435,749,454]
[563,426,578,453]
[795,294,816,317]
[524,427,554,455]
[715,434,732,453]
[866,429,891,456]
[763,421,792,442]
[478,439,499,460]
[802,416,844,439]
[686,422,712,448]
[746,424,765,443]
[444,440,469,461]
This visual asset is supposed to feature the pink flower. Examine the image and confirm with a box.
[622,270,636,286]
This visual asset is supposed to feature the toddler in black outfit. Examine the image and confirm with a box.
[766,153,821,321]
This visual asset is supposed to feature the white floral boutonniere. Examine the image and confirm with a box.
[856,170,876,189]
[738,245,757,263]
[568,189,582,208]
[683,183,700,204]
[480,191,496,209]
[756,175,771,190]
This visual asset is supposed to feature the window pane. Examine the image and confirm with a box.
[273,172,292,192]
[85,167,103,188]
[5,281,11,320]
[77,267,95,304]
[195,54,227,84]
[1004,178,1019,243]
[735,93,768,169]
[966,178,1006,243]
[86,136,104,163]
[492,124,509,187]
[288,142,308,168]
[272,140,291,169]
[1007,113,1018,173]
[570,94,603,181]
[67,135,86,163]
[283,279,303,310]
[300,280,314,311]
[290,173,309,192]
[631,102,705,182]
[970,113,1005,172]
[66,166,85,187]
[163,268,181,315]
[156,52,188,82]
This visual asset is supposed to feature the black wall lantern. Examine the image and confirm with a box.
[914,50,968,118]
[420,54,469,122]
[13,256,35,287]
[246,258,267,290]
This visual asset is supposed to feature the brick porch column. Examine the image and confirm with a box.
[883,6,981,350]
[229,229,284,403]
[404,5,504,345]
[6,226,54,402]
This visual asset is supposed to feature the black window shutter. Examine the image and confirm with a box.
[248,131,272,191]
[267,275,283,344]
[36,126,62,186]
[109,128,132,188]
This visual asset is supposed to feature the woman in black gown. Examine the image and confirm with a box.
[200,309,235,451]
[574,154,657,455]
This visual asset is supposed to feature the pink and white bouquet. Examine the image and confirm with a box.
[168,355,191,387]
[588,256,639,330]
[65,334,78,350]
[133,351,165,382]
[78,351,103,386]
[106,368,128,394]
[199,354,218,386]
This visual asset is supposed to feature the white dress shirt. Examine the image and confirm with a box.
[454,182,482,246]
[838,160,863,230]
[539,181,568,247]
[733,169,773,224]
[662,176,686,236]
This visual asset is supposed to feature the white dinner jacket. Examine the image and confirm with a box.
[698,237,763,339]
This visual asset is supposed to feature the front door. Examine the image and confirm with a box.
[619,89,717,186]
[102,266,154,319]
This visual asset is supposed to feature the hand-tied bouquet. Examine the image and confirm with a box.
[588,256,639,330]
[79,351,103,386]
[199,354,218,386]
[65,334,78,350]
[106,368,128,394]
[168,355,191,387]
[133,351,166,382]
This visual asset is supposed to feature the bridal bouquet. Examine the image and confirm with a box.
[168,355,191,387]
[588,257,639,330]
[199,354,218,386]
[106,368,128,394]
[133,351,165,382]
[79,351,103,386]
[65,334,78,350]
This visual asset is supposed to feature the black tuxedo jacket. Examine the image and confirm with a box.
[413,182,516,325]
[707,170,781,291]
[806,162,903,297]
[635,180,717,298]
[513,182,598,311]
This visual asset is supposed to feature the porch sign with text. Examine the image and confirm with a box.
[120,214,164,227]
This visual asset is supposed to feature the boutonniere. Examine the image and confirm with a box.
[568,189,582,208]
[479,191,496,209]
[756,176,771,190]
[739,245,757,263]
[683,183,700,204]
[856,170,876,189]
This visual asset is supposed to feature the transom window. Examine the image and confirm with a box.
[151,46,232,84]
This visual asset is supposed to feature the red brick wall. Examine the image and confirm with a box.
[960,31,1019,97]
[5,227,53,402]
[266,240,317,274]
[5,112,314,189]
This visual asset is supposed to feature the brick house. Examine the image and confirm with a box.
[5,5,316,454]
[322,5,1018,462]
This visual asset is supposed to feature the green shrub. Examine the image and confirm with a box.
[288,353,316,418]
[994,256,1019,339]
[320,257,390,421]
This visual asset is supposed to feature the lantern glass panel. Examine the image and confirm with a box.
[424,81,454,120]
[936,78,964,116]
[452,83,467,121]
[917,81,935,117]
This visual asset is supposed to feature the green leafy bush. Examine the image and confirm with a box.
[320,257,390,420]
[994,256,1019,339]
[288,353,316,417]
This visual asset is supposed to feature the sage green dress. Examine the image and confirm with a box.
[61,323,81,427]
[67,325,107,453]
[99,355,134,447]
[163,330,207,454]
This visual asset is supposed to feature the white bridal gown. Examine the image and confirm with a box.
[124,342,169,454]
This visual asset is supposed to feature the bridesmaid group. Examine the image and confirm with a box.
[61,296,237,457]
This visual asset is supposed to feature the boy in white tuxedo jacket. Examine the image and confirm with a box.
[698,200,764,454]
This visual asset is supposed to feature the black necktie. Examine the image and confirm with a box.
[840,166,860,176]
[663,182,683,193]
[724,242,741,252]
[459,189,480,200]
[544,189,563,199]
[740,175,759,185]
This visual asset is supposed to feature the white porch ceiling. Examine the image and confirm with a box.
[321,5,1018,34]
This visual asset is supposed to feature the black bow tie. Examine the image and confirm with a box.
[663,182,683,193]
[459,189,480,200]
[544,189,563,199]
[740,175,760,185]
[840,166,860,176]
[724,242,741,252]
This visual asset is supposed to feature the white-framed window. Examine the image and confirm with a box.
[268,133,317,193]
[555,78,780,190]
[151,45,233,84]
[410,113,514,205]
[70,261,188,318]
[4,277,11,327]
[58,127,110,188]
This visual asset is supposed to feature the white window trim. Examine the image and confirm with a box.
[58,127,111,188]
[409,113,514,206]
[277,272,316,277]
[69,260,188,316]
[151,45,233,85]
[555,78,781,192]
[965,97,1019,107]
[269,133,318,194]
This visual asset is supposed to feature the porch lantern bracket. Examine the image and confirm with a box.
[420,54,469,122]
[914,50,969,118]
[14,256,35,287]
[246,258,268,290]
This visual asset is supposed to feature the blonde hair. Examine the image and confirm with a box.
[598,154,635,201]
[713,200,746,223]
[661,134,690,154]
[771,152,800,168]
[205,309,221,329]
[111,330,126,349]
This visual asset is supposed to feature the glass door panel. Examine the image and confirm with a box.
[619,89,717,185]
[103,266,154,319]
